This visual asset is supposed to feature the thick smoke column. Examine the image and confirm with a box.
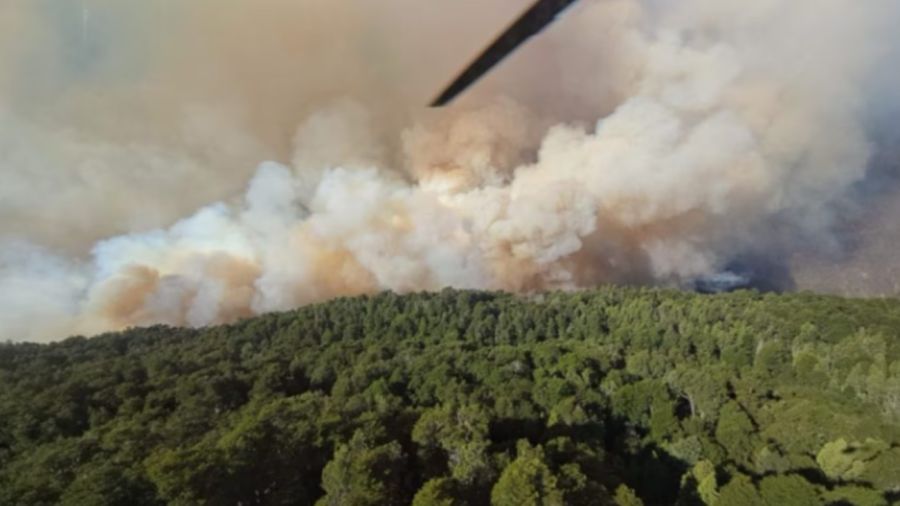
[1,0,898,341]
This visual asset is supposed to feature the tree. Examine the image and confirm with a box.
[861,447,900,492]
[58,462,159,506]
[758,475,820,506]
[145,445,235,505]
[816,438,887,482]
[412,403,492,485]
[714,401,757,466]
[823,486,887,506]
[613,485,644,506]
[412,478,461,506]
[716,474,760,506]
[317,430,409,506]
[666,366,730,421]
[688,460,719,506]
[491,440,564,506]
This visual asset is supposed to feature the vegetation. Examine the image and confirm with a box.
[2,287,900,505]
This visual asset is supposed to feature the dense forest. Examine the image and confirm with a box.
[2,287,900,505]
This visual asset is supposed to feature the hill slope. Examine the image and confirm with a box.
[2,287,900,505]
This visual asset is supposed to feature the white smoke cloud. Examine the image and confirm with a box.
[2,0,899,341]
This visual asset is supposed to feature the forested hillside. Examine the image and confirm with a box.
[2,288,900,505]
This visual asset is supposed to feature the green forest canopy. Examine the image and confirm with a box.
[2,287,900,505]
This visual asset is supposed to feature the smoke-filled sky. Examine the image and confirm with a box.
[2,0,900,342]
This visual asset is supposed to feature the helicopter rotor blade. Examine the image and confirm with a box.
[430,0,580,107]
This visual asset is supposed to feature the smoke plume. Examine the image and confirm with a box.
[2,0,899,341]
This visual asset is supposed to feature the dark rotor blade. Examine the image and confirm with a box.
[431,0,580,107]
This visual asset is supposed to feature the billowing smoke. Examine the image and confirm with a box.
[2,0,898,341]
